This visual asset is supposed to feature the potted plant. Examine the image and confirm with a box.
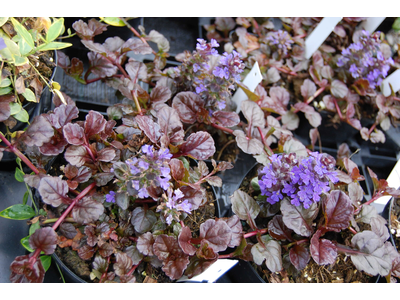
[0,17,72,163]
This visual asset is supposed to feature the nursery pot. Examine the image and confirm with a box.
[0,51,58,167]
[388,196,400,283]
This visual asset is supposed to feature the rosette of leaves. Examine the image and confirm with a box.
[0,17,71,127]
[224,152,400,282]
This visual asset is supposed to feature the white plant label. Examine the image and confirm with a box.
[305,17,343,59]
[177,259,238,283]
[232,61,263,113]
[381,69,400,97]
[361,17,386,33]
[372,159,400,214]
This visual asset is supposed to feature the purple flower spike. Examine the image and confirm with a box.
[105,191,116,203]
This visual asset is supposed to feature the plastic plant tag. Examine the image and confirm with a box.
[177,259,238,283]
[232,61,262,113]
[361,17,386,33]
[304,17,342,59]
[371,159,400,214]
[381,69,400,97]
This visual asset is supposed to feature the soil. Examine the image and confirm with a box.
[238,164,377,283]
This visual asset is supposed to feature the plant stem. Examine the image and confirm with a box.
[367,122,378,135]
[333,98,344,120]
[42,217,75,224]
[118,18,158,56]
[216,139,236,161]
[243,228,268,239]
[348,227,358,235]
[52,182,97,230]
[99,256,111,283]
[211,123,234,135]
[127,260,143,276]
[354,192,383,215]
[0,132,39,174]
[257,126,273,155]
[276,66,297,76]
[219,253,234,259]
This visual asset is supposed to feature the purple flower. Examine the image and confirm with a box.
[0,37,6,51]
[105,191,116,203]
[195,83,207,94]
[210,39,219,48]
[349,64,359,78]
[196,38,207,51]
[158,148,173,160]
[138,187,149,198]
[266,30,294,55]
[193,63,200,72]
[158,176,170,190]
[217,100,226,110]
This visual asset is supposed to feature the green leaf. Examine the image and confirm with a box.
[251,176,260,192]
[0,204,35,220]
[0,17,8,27]
[21,88,37,102]
[46,18,64,42]
[11,18,35,49]
[13,108,29,123]
[20,236,34,252]
[0,86,12,95]
[12,55,29,66]
[40,255,52,272]
[29,222,41,236]
[22,191,29,205]
[0,78,11,88]
[18,37,33,56]
[100,17,125,27]
[15,167,25,182]
[9,102,22,115]
[36,41,72,51]
[393,17,400,31]
[237,82,259,102]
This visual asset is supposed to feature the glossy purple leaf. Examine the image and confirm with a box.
[231,189,260,223]
[72,19,108,40]
[218,215,243,248]
[153,234,189,280]
[29,227,57,255]
[10,254,44,283]
[289,244,310,270]
[241,100,265,128]
[211,111,240,127]
[63,123,85,145]
[293,102,321,128]
[178,131,215,160]
[125,59,147,82]
[46,104,79,129]
[131,207,157,234]
[350,231,393,276]
[301,79,317,99]
[169,158,185,181]
[157,106,184,144]
[84,110,107,139]
[323,190,354,232]
[184,256,217,279]
[114,252,133,277]
[72,196,104,224]
[178,226,197,255]
[84,225,98,247]
[78,244,95,261]
[0,95,13,122]
[172,91,205,124]
[281,198,318,237]
[268,215,293,241]
[21,115,54,147]
[124,245,144,265]
[121,38,153,55]
[137,232,155,256]
[199,219,232,252]
[233,130,264,155]
[135,115,161,144]
[93,172,114,187]
[251,235,282,272]
[310,230,337,265]
[196,240,218,260]
[331,79,348,99]
[98,242,114,258]
[97,147,116,162]
[180,186,204,210]
[64,145,90,167]
[38,176,69,207]
[39,134,69,156]
[150,86,171,103]
[88,52,118,78]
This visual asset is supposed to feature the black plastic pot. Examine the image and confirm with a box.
[387,196,400,283]
[0,51,58,167]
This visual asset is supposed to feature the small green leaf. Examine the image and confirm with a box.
[0,17,8,27]
[237,82,259,102]
[0,86,12,95]
[18,37,33,56]
[22,191,29,205]
[11,18,35,49]
[29,222,40,236]
[15,167,25,182]
[9,102,22,115]
[13,108,29,123]
[0,204,35,220]
[20,236,34,252]
[0,78,11,88]
[21,88,37,102]
[100,17,125,27]
[40,255,52,272]
[37,41,72,51]
[251,176,260,192]
[46,18,65,42]
[12,55,29,66]
[393,17,400,31]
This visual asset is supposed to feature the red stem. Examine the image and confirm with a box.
[243,228,268,239]
[276,67,297,76]
[127,260,143,276]
[211,123,234,135]
[99,256,111,283]
[52,182,97,230]
[219,253,234,259]
[348,227,357,235]
[367,122,378,135]
[333,98,344,120]
[257,126,273,155]
[354,192,383,215]
[0,132,39,174]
